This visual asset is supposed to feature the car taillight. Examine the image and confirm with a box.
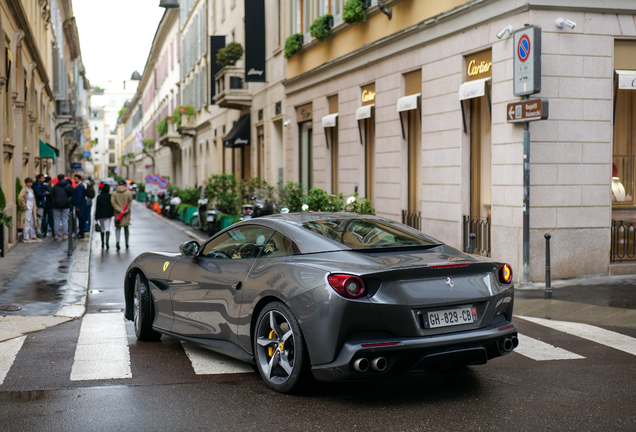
[328,274,365,299]
[499,264,513,284]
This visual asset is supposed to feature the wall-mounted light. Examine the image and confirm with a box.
[377,0,392,20]
[496,25,514,39]
[159,0,179,8]
[556,17,576,29]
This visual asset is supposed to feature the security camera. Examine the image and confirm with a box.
[496,25,514,39]
[556,17,576,29]
[283,120,291,128]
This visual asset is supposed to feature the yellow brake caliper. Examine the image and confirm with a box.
[268,330,277,357]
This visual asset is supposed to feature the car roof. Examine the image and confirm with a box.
[232,212,436,254]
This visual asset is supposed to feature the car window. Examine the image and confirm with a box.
[301,218,440,250]
[202,226,273,259]
[258,231,296,258]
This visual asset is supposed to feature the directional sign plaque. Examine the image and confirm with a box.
[513,26,541,96]
[506,99,549,123]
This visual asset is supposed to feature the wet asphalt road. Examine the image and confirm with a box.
[1,202,636,431]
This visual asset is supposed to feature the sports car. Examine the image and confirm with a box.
[124,212,517,393]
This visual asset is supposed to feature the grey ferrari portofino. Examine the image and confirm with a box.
[124,212,517,393]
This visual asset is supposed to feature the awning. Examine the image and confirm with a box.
[223,114,251,148]
[322,113,338,128]
[616,70,636,90]
[39,139,58,159]
[458,77,491,100]
[356,104,374,120]
[397,93,421,112]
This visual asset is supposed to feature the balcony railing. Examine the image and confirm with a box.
[463,216,491,257]
[401,210,421,231]
[611,220,636,263]
[214,66,251,110]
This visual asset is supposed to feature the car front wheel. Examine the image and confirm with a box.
[254,302,310,393]
[133,273,162,341]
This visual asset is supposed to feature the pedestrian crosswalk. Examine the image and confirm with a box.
[1,313,636,386]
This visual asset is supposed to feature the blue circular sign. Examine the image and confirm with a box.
[152,174,161,184]
[158,178,169,189]
[518,34,530,62]
[145,175,153,184]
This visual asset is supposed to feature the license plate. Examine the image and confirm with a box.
[427,307,476,329]
[207,215,215,222]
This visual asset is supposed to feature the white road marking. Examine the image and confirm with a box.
[515,334,585,361]
[517,316,636,357]
[0,336,26,385]
[181,342,254,375]
[70,313,132,381]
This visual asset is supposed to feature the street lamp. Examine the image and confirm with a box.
[159,0,179,8]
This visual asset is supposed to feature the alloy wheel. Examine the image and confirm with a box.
[255,310,296,384]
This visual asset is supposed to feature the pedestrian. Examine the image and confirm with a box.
[95,183,114,249]
[32,174,48,237]
[72,174,88,239]
[18,178,40,243]
[51,174,73,240]
[42,175,54,237]
[84,176,96,232]
[111,180,133,250]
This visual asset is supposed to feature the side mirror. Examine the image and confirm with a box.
[179,240,201,257]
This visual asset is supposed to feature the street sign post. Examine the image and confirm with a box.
[513,26,541,97]
[507,99,549,123]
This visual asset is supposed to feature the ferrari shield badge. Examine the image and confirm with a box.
[163,261,170,272]
[446,277,454,291]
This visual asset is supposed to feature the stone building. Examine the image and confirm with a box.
[282,0,636,281]
[0,0,88,256]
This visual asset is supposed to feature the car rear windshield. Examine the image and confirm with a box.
[301,218,441,250]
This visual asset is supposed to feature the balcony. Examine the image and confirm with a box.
[55,100,74,117]
[214,66,251,110]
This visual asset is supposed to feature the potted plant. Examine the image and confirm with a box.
[156,118,168,137]
[284,33,304,59]
[343,0,367,25]
[310,14,334,42]
[216,42,244,68]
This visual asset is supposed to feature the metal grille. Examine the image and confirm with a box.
[401,210,421,231]
[463,216,491,257]
[611,220,636,263]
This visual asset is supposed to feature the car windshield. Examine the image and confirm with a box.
[300,218,442,250]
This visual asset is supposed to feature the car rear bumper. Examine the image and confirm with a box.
[310,321,517,382]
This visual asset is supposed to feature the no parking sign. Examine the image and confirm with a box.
[145,175,153,184]
[513,26,541,96]
[158,177,169,190]
[152,174,161,184]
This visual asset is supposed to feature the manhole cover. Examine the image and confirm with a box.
[0,304,22,311]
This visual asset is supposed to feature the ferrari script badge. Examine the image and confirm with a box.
[163,261,170,272]
[446,277,454,291]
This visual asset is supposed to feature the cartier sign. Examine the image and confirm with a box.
[465,49,492,81]
[361,83,376,105]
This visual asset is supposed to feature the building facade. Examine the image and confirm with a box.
[282,0,636,281]
[0,0,88,256]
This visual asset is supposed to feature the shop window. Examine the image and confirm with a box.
[613,41,636,206]
[299,121,313,189]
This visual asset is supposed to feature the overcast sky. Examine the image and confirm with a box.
[73,0,165,88]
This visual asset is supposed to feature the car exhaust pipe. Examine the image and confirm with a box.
[511,335,519,349]
[503,338,513,352]
[371,357,387,372]
[353,358,369,373]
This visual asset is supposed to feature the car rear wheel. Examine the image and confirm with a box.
[254,302,310,393]
[133,273,162,341]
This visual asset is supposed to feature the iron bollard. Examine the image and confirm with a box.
[545,233,552,299]
[469,233,476,254]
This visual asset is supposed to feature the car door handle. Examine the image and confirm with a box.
[232,282,242,290]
